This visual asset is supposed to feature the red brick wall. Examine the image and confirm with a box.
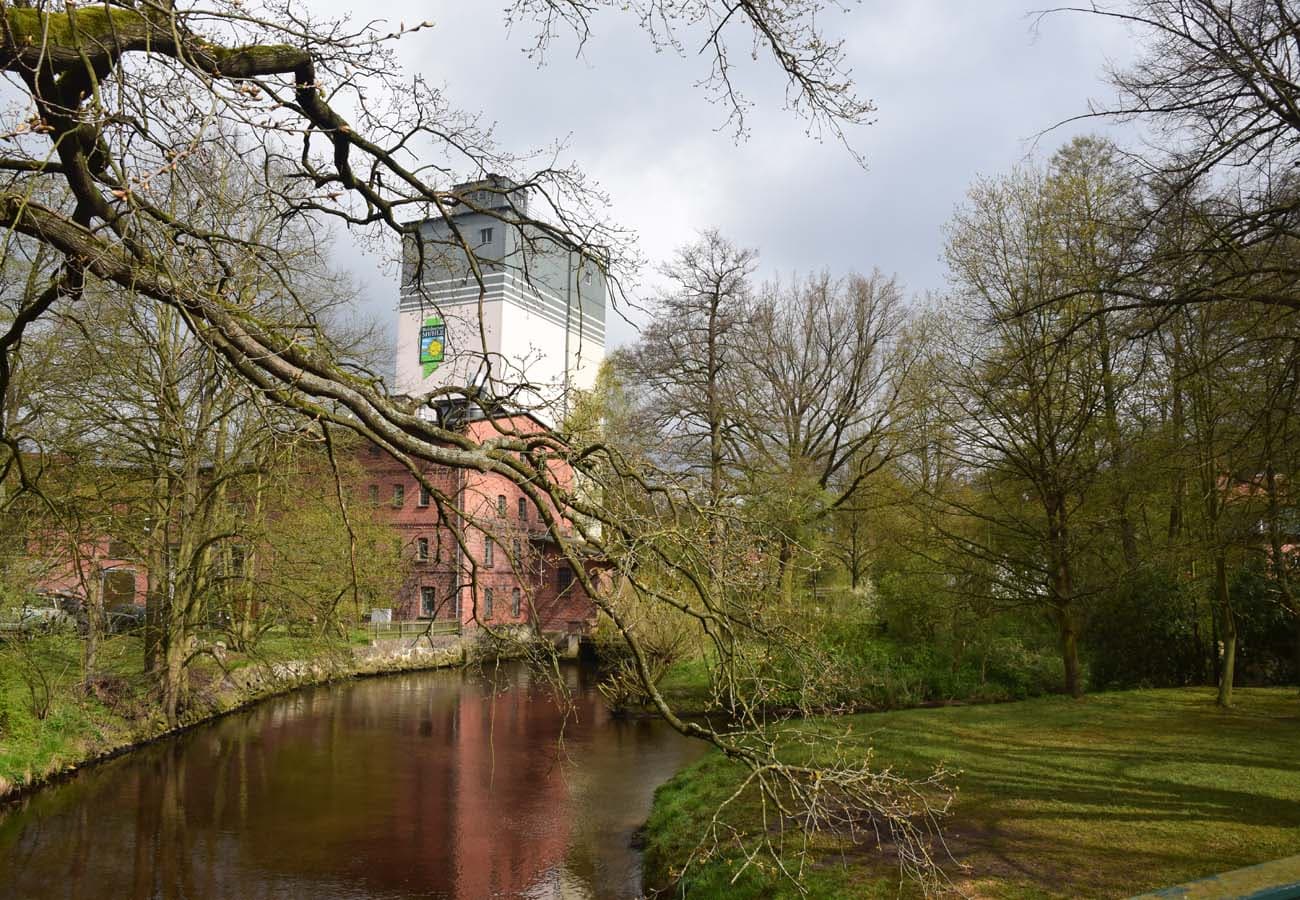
[358,412,597,633]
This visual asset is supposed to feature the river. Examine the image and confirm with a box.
[0,663,704,899]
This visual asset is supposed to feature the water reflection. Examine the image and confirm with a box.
[0,664,703,899]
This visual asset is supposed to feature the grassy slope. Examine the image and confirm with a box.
[644,688,1300,899]
[0,629,375,796]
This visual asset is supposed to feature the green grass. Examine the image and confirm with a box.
[0,626,387,797]
[0,633,147,794]
[643,687,1300,898]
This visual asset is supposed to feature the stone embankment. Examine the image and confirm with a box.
[0,632,475,803]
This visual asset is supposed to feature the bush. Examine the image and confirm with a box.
[1082,568,1205,691]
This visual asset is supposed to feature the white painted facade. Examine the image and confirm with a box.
[394,183,606,423]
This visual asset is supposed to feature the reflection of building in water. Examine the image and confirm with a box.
[0,666,702,900]
[396,175,607,423]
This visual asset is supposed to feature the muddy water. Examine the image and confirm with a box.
[0,663,704,899]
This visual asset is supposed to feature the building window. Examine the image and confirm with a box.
[497,494,506,517]
[557,566,573,593]
[511,587,521,617]
[368,484,379,506]
[512,539,521,567]
[368,443,381,457]
[479,226,493,244]
[517,497,527,521]
[106,538,130,559]
[392,484,404,507]
[421,587,436,617]
[418,484,431,507]
[417,538,429,561]
[483,587,494,619]
[484,537,494,568]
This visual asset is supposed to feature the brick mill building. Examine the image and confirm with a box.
[357,403,602,634]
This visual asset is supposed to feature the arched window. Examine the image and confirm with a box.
[517,497,527,521]
[496,494,506,517]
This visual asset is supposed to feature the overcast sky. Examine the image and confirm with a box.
[316,1,1138,349]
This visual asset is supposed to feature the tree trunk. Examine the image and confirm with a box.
[1047,499,1084,698]
[82,561,102,689]
[160,624,188,727]
[1059,610,1083,699]
[1167,330,1186,545]
[1213,551,1235,708]
[779,539,796,606]
[1292,613,1300,693]
[1097,313,1138,569]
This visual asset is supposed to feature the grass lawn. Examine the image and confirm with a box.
[643,687,1300,898]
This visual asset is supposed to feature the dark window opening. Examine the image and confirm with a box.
[106,539,130,559]
[368,484,379,506]
[483,587,494,619]
[496,494,506,517]
[480,227,493,244]
[421,587,436,617]
[418,485,431,507]
[511,588,521,617]
[392,484,404,507]
[103,570,136,609]
[484,537,494,568]
[417,538,429,561]
[557,566,573,593]
[517,497,527,521]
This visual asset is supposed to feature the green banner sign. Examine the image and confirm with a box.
[419,317,445,377]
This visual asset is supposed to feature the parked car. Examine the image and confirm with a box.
[10,594,77,633]
[106,605,146,634]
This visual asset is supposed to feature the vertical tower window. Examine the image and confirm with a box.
[479,227,493,244]
[511,588,521,617]
[392,484,404,507]
[512,539,521,567]
[517,497,527,521]
[368,485,378,506]
[484,537,494,568]
[557,566,573,593]
[497,494,506,517]
[421,587,435,617]
[418,485,431,507]
[417,538,429,561]
[483,587,494,619]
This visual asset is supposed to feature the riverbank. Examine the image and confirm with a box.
[642,687,1300,898]
[0,629,469,802]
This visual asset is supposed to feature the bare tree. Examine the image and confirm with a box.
[735,270,915,603]
[942,162,1109,699]
[1059,0,1300,313]
[615,230,758,507]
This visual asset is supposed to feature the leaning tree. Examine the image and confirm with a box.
[0,0,954,891]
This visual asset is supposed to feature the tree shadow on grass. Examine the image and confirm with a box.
[859,694,1300,897]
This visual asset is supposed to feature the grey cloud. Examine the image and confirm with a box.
[310,1,1137,352]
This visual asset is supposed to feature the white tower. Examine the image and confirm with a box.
[395,177,607,423]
